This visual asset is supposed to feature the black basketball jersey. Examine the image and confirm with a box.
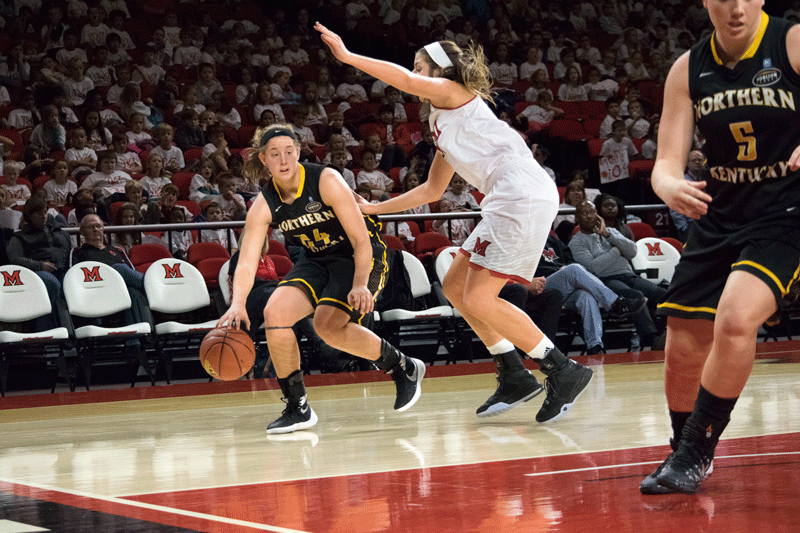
[261,163,383,257]
[689,13,800,226]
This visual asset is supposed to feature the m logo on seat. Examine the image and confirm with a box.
[2,270,22,286]
[473,238,491,256]
[162,263,184,278]
[82,266,103,282]
[645,242,663,256]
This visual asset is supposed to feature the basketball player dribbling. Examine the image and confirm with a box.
[218,124,425,434]
[316,22,594,423]
[640,0,800,494]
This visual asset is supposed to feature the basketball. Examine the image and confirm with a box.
[199,327,256,381]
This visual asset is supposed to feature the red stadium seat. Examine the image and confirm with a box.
[628,222,658,241]
[129,243,173,274]
[187,241,230,267]
[268,254,294,279]
[548,119,586,141]
[171,172,194,199]
[267,239,290,259]
[382,234,406,251]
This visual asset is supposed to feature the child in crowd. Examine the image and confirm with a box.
[157,183,191,222]
[434,174,479,246]
[150,124,185,173]
[267,48,291,80]
[356,149,394,200]
[599,99,623,139]
[134,46,167,86]
[174,85,206,116]
[65,127,98,172]
[57,29,88,70]
[315,65,336,105]
[335,65,368,105]
[253,81,286,123]
[228,153,261,200]
[300,82,327,125]
[161,206,194,260]
[80,149,133,205]
[488,42,518,87]
[258,109,277,128]
[202,125,230,172]
[105,32,132,66]
[517,91,564,132]
[2,161,31,208]
[81,5,110,49]
[85,46,114,87]
[282,34,310,66]
[326,149,356,190]
[322,134,353,166]
[189,158,220,204]
[326,110,359,148]
[215,173,247,220]
[29,105,66,154]
[119,84,155,130]
[599,119,639,202]
[557,65,588,101]
[139,152,172,200]
[52,86,80,126]
[625,100,650,139]
[110,201,143,253]
[584,66,619,101]
[173,28,203,69]
[213,92,242,130]
[532,144,556,182]
[44,160,77,210]
[270,71,300,104]
[641,122,658,160]
[106,63,133,105]
[7,90,39,131]
[524,69,553,102]
[235,66,257,105]
[154,72,180,111]
[195,63,223,106]
[174,109,206,152]
[200,201,237,252]
[108,9,135,50]
[112,132,143,174]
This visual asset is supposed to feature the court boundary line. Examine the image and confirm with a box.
[115,431,800,498]
[523,451,800,477]
[0,477,311,533]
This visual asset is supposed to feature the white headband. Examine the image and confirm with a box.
[424,42,453,69]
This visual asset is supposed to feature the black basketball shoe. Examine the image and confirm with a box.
[476,369,544,418]
[641,439,714,494]
[267,395,318,434]
[655,438,715,494]
[535,360,593,423]
[609,295,647,318]
[391,356,425,411]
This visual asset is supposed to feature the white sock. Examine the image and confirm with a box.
[486,339,516,355]
[526,336,554,360]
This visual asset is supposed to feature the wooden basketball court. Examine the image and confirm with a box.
[2,341,799,532]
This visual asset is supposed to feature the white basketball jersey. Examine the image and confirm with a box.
[429,97,536,193]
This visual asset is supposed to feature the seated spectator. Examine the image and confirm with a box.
[399,170,430,216]
[153,72,180,112]
[335,65,368,105]
[553,179,588,243]
[65,127,98,173]
[599,120,639,203]
[85,46,114,87]
[119,84,156,131]
[202,125,230,173]
[57,29,88,71]
[488,42,518,87]
[7,89,39,131]
[215,173,247,221]
[314,65,336,106]
[2,161,31,208]
[599,99,624,139]
[364,132,407,173]
[283,34,310,67]
[173,85,206,117]
[106,63,134,105]
[266,48,291,81]
[174,110,206,152]
[270,70,300,105]
[597,49,619,79]
[517,91,564,132]
[112,133,142,175]
[190,158,220,205]
[122,179,159,222]
[253,80,286,123]
[670,150,706,242]
[161,206,194,260]
[558,65,588,101]
[532,144,556,182]
[356,149,394,200]
[200,201,237,252]
[150,124,185,173]
[569,201,666,349]
[326,150,356,190]
[0,188,20,229]
[105,32,132,66]
[82,109,113,152]
[134,46,167,86]
[235,66,258,106]
[322,134,354,166]
[62,57,94,108]
[173,28,203,69]
[29,105,66,154]
[554,47,581,82]
[575,34,601,66]
[537,232,646,354]
[434,174,479,246]
[156,183,190,223]
[195,63,223,106]
[109,201,143,253]
[107,8,135,49]
[6,196,72,324]
[641,122,658,160]
[625,100,651,139]
[139,153,171,202]
[80,149,133,207]
[584,66,619,102]
[624,51,652,82]
[524,69,553,103]
[325,110,359,148]
[595,193,635,242]
[520,46,547,84]
[44,160,77,211]
[81,5,110,49]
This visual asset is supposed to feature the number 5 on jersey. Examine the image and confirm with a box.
[730,121,756,162]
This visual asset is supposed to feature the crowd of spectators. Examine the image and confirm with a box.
[2,0,765,362]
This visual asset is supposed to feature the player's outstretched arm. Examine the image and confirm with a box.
[359,151,454,215]
[651,52,712,220]
[217,194,272,331]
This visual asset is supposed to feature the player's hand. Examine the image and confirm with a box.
[789,143,800,171]
[655,177,711,220]
[217,302,250,331]
[348,284,374,314]
[315,22,353,64]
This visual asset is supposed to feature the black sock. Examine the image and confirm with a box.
[669,410,691,446]
[683,385,737,451]
[533,346,568,375]
[375,339,405,372]
[495,349,525,373]
[277,369,307,404]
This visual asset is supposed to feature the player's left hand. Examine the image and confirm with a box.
[315,22,352,63]
[348,284,374,314]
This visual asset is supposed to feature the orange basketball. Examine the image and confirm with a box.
[199,327,256,381]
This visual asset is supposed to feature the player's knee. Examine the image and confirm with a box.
[442,281,464,307]
[312,310,347,344]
